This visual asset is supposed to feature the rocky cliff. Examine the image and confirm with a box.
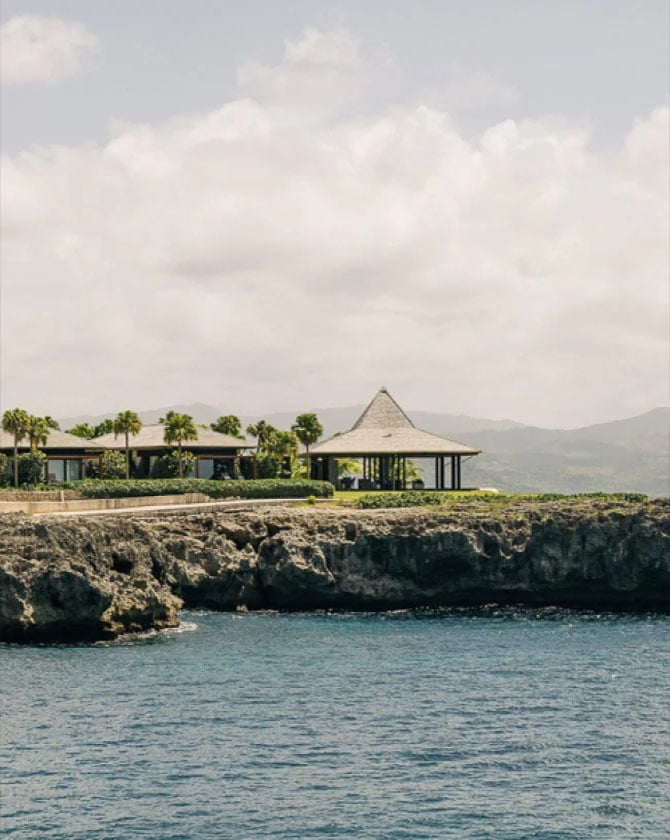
[1,498,668,642]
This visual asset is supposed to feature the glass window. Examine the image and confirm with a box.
[47,459,65,483]
[198,458,214,479]
[66,460,82,481]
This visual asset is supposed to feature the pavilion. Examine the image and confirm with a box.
[309,387,481,490]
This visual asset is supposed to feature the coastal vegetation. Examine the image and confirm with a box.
[163,412,199,477]
[210,415,244,438]
[56,478,334,499]
[112,410,143,479]
[291,413,324,478]
[2,408,31,487]
[354,490,650,508]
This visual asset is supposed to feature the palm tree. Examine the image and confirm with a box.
[113,410,143,479]
[266,430,300,478]
[163,412,198,477]
[245,420,276,454]
[44,416,60,430]
[2,408,30,487]
[94,418,114,437]
[27,415,50,450]
[68,423,95,439]
[291,413,324,479]
[211,415,244,438]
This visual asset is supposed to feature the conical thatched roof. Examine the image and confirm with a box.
[310,388,481,457]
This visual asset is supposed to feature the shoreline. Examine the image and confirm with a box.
[1,497,669,643]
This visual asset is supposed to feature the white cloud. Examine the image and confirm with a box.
[237,27,365,115]
[1,29,668,426]
[1,15,97,86]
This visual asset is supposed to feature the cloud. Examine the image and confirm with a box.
[1,28,668,426]
[1,15,97,86]
[237,26,365,115]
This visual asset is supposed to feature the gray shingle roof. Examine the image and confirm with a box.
[0,429,104,451]
[93,424,250,451]
[310,387,481,456]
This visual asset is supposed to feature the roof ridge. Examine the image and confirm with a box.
[352,387,415,430]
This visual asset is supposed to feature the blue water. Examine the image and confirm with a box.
[1,609,669,839]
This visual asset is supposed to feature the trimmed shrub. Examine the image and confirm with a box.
[60,478,334,499]
[357,490,649,509]
[151,451,196,479]
[86,450,127,480]
[357,491,444,509]
[17,451,47,486]
[0,453,10,487]
[256,453,280,479]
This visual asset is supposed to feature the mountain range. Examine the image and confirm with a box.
[59,404,669,498]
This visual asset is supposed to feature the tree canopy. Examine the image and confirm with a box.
[27,415,50,449]
[94,418,114,437]
[211,415,243,438]
[67,423,95,439]
[291,413,323,451]
[246,420,276,454]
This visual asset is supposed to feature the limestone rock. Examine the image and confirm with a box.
[0,498,668,643]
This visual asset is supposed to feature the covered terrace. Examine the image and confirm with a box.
[309,387,481,491]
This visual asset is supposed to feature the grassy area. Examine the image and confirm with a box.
[332,489,495,502]
[330,489,649,510]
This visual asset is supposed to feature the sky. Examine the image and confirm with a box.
[1,0,668,428]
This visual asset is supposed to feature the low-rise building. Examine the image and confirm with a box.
[93,424,250,478]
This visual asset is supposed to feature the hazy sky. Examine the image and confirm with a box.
[1,1,668,427]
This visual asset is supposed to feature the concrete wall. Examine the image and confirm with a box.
[0,493,210,515]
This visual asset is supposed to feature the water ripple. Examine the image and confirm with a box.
[1,609,669,839]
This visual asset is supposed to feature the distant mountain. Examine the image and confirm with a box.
[59,404,523,439]
[463,408,669,497]
[58,404,669,497]
[59,403,224,429]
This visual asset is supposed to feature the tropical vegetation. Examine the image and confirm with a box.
[163,412,199,477]
[27,415,50,450]
[211,415,244,438]
[58,478,334,499]
[291,412,323,477]
[2,408,31,487]
[113,410,143,478]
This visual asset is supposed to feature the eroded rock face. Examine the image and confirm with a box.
[0,515,181,642]
[0,498,668,642]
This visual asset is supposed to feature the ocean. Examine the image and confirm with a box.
[1,609,669,839]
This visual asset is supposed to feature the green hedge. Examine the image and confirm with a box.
[60,478,334,499]
[357,491,444,509]
[356,490,649,509]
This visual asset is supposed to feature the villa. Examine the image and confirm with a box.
[0,429,104,482]
[93,424,250,478]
